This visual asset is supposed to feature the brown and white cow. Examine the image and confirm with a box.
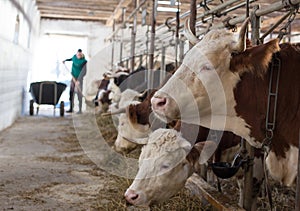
[124,128,210,207]
[151,19,300,186]
[113,89,171,153]
[124,127,264,208]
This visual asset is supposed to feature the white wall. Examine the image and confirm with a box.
[0,0,40,131]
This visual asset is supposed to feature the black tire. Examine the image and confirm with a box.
[60,101,64,117]
[29,100,34,116]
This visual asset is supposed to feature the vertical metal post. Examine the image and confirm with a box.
[174,3,180,68]
[189,0,197,49]
[242,6,261,211]
[287,25,291,43]
[111,19,115,70]
[130,0,137,72]
[126,59,129,69]
[242,142,254,211]
[251,5,261,45]
[148,0,157,89]
[145,25,149,70]
[296,130,300,211]
[139,54,143,69]
[160,45,166,84]
[179,36,185,65]
[119,8,126,66]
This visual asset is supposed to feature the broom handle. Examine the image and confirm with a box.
[63,63,85,98]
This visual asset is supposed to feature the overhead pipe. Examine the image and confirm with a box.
[196,0,256,27]
[156,0,214,31]
[196,0,300,37]
[120,0,300,64]
[135,0,253,52]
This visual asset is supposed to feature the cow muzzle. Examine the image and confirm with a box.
[151,96,167,111]
[151,93,179,122]
[125,189,147,206]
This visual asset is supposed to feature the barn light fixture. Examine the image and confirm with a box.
[157,7,180,12]
[157,1,181,6]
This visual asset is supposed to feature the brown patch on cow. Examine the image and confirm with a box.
[100,90,111,104]
[234,42,300,158]
[127,104,138,124]
[127,89,157,129]
[230,39,280,77]
[186,147,200,167]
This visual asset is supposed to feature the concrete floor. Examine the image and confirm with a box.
[0,113,111,210]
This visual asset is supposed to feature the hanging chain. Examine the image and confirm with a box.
[262,53,281,152]
[277,6,299,41]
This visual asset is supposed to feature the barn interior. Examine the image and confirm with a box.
[1,0,300,130]
[1,0,300,210]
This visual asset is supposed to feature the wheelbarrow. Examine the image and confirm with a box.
[29,81,67,116]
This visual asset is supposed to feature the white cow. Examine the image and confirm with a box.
[124,128,215,207]
[125,126,264,209]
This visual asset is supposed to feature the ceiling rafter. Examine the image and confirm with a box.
[34,0,299,33]
[106,0,134,26]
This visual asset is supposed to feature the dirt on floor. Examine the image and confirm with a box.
[0,113,111,210]
[0,111,206,211]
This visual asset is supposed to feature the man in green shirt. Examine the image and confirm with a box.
[63,49,87,113]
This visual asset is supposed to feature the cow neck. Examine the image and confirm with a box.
[233,62,270,146]
[234,47,299,158]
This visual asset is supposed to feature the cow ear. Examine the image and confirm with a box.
[230,39,280,77]
[127,104,137,124]
[186,147,200,166]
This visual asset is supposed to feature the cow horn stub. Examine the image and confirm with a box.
[232,17,249,53]
[184,18,200,45]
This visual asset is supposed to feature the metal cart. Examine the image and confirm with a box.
[29,81,67,116]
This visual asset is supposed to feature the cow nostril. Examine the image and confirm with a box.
[157,98,166,107]
[131,193,139,200]
[125,189,140,203]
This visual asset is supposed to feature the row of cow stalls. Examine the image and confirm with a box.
[102,0,300,210]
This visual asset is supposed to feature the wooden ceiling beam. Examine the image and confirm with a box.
[106,0,133,26]
[40,13,108,21]
[38,5,114,14]
[37,3,116,11]
[40,9,112,17]
[36,0,118,4]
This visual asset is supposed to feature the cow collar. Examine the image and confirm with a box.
[261,52,281,211]
[262,52,281,153]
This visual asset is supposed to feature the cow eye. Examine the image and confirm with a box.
[201,65,212,72]
[161,164,170,170]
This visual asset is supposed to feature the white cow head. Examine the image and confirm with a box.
[114,113,150,153]
[151,19,279,144]
[125,128,216,207]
